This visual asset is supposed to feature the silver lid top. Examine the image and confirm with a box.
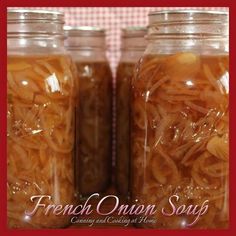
[149,9,228,16]
[147,9,229,39]
[122,26,147,38]
[7,9,65,37]
[64,26,105,37]
[7,9,64,23]
[148,9,229,25]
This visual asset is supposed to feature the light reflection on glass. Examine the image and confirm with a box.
[186,80,194,87]
[219,72,229,94]
[21,80,28,86]
[19,38,27,46]
[23,214,31,222]
[45,73,61,93]
[180,219,187,228]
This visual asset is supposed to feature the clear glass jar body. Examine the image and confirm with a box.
[131,11,229,229]
[65,27,113,197]
[7,10,76,228]
[116,27,146,197]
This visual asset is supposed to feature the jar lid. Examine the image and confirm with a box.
[64,26,106,49]
[148,10,229,25]
[148,10,229,39]
[7,9,65,37]
[64,26,105,37]
[122,26,147,38]
[8,9,64,23]
[120,27,147,51]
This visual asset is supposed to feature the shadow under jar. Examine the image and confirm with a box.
[64,26,113,197]
[7,10,77,228]
[116,27,147,197]
[131,10,229,229]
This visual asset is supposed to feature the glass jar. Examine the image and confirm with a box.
[7,9,77,228]
[131,10,229,229]
[64,26,112,197]
[116,27,146,197]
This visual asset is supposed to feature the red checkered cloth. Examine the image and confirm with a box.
[11,7,228,74]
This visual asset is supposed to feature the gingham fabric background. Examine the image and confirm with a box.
[12,7,228,74]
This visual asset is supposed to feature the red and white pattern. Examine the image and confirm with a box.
[12,7,228,73]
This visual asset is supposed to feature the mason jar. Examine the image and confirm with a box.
[7,9,77,228]
[64,26,113,197]
[116,27,146,197]
[131,10,229,229]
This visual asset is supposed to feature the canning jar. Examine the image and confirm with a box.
[64,26,112,197]
[131,10,229,229]
[116,27,146,197]
[7,10,77,228]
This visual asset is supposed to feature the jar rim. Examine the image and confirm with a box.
[7,9,64,22]
[148,9,229,26]
[149,9,228,16]
[7,9,65,38]
[122,26,147,38]
[147,9,229,39]
[64,26,105,37]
